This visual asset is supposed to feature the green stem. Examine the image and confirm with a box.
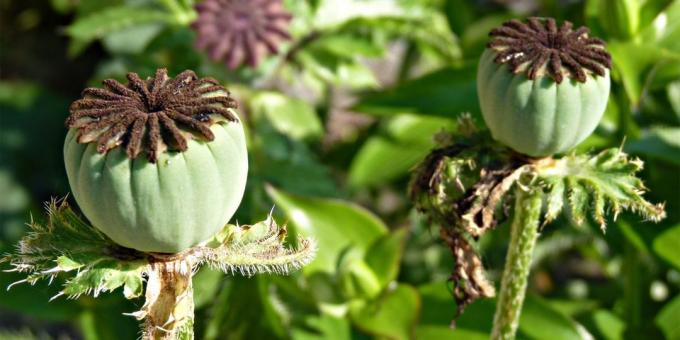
[491,188,542,340]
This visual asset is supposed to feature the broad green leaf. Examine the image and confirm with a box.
[348,136,431,188]
[312,0,407,29]
[640,0,680,52]
[518,295,586,340]
[418,281,495,333]
[626,127,680,166]
[296,49,379,89]
[415,326,488,340]
[310,34,383,58]
[668,81,680,120]
[253,122,338,197]
[291,314,351,340]
[101,23,165,54]
[348,114,456,187]
[608,41,680,104]
[192,268,224,309]
[364,228,407,288]
[250,92,324,140]
[592,310,625,340]
[354,64,480,119]
[204,276,286,340]
[350,284,420,340]
[655,294,680,340]
[597,0,641,39]
[0,271,82,321]
[66,6,173,52]
[267,186,387,274]
[78,301,140,340]
[653,224,680,270]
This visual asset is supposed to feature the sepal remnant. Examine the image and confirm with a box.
[409,117,665,322]
[2,199,316,339]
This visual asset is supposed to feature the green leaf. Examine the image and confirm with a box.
[354,64,480,119]
[668,81,680,119]
[250,92,324,140]
[0,272,82,321]
[639,0,680,52]
[418,281,495,333]
[203,276,286,340]
[66,5,173,52]
[608,41,680,104]
[655,294,680,340]
[592,310,625,340]
[653,223,680,270]
[415,326,488,340]
[626,127,680,166]
[101,23,165,54]
[348,114,456,187]
[291,314,352,340]
[350,284,420,340]
[517,295,586,340]
[192,268,225,309]
[364,228,407,288]
[267,186,387,275]
[348,137,430,188]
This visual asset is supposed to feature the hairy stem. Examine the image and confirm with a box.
[142,259,195,340]
[491,188,542,340]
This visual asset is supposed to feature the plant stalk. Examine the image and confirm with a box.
[490,188,542,340]
[142,258,195,340]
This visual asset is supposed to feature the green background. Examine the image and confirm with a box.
[1,0,679,339]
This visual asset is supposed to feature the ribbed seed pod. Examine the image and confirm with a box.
[477,17,611,157]
[64,68,248,253]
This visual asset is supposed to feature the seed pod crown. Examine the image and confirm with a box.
[488,17,611,83]
[67,68,238,163]
[193,0,292,69]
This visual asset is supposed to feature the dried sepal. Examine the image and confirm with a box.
[2,198,148,300]
[2,199,315,320]
[440,227,496,323]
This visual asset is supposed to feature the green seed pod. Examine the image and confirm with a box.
[64,68,248,253]
[477,17,612,157]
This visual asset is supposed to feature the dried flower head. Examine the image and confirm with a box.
[193,0,292,69]
[488,17,611,83]
[67,68,238,163]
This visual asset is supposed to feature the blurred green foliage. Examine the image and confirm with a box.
[1,0,679,339]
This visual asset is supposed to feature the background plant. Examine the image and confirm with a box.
[1,0,679,339]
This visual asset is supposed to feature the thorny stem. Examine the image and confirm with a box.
[491,188,542,340]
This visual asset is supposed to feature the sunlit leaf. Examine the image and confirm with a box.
[348,114,456,187]
[517,295,587,340]
[250,92,324,141]
[592,310,625,340]
[267,186,387,275]
[66,5,174,55]
[350,284,420,340]
[626,127,680,166]
[653,223,680,270]
[655,294,680,340]
[354,64,480,119]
